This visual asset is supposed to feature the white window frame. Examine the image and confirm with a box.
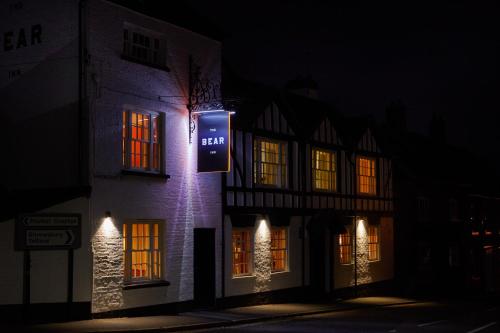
[123,22,167,68]
[271,227,289,273]
[357,156,377,196]
[312,147,337,192]
[253,137,288,188]
[367,224,381,262]
[338,226,354,265]
[122,106,163,173]
[123,220,164,284]
[231,228,254,277]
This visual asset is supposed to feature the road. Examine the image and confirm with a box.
[192,299,499,333]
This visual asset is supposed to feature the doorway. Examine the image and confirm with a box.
[193,228,216,307]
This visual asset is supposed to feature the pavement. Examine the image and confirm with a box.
[7,297,418,333]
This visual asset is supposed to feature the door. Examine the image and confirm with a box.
[193,228,216,307]
[309,221,327,295]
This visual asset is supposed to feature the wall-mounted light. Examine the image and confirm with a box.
[101,211,116,237]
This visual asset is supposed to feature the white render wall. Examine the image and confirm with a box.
[87,0,222,313]
[0,197,92,306]
[333,217,394,289]
[224,215,304,297]
[0,0,80,189]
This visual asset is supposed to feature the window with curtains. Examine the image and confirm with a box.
[122,109,162,172]
[312,148,337,191]
[253,138,287,187]
[338,228,353,265]
[357,156,377,195]
[271,228,288,272]
[232,229,252,276]
[367,224,380,261]
[123,221,162,282]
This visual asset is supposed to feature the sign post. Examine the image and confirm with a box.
[197,111,231,173]
[15,213,82,320]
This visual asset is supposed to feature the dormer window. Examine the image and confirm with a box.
[357,156,377,195]
[312,148,337,191]
[253,138,287,187]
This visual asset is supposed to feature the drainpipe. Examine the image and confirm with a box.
[350,152,358,296]
[78,0,88,187]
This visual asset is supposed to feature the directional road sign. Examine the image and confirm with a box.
[15,213,81,250]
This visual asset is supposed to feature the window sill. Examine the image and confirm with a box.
[121,169,170,180]
[271,270,289,275]
[232,274,255,280]
[121,54,170,72]
[123,280,170,290]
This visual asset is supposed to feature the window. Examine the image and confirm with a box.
[271,228,288,272]
[338,228,353,265]
[123,221,162,283]
[417,197,430,222]
[123,24,166,68]
[449,198,459,221]
[312,148,337,191]
[367,225,380,261]
[253,138,287,187]
[357,156,376,195]
[232,230,252,276]
[122,109,162,172]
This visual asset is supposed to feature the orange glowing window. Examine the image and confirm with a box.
[122,109,161,172]
[339,229,353,265]
[123,221,162,282]
[312,148,337,191]
[232,230,252,276]
[357,156,376,195]
[253,138,287,187]
[271,228,287,272]
[367,225,380,261]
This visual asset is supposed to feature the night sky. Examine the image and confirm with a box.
[187,0,498,162]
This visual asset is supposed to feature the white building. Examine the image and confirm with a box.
[0,0,222,320]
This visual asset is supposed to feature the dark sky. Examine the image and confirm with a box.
[188,0,498,158]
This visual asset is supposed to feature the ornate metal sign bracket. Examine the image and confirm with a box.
[187,55,223,144]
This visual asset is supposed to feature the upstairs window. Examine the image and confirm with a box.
[122,108,162,172]
[123,24,167,68]
[367,224,380,261]
[232,229,252,276]
[312,148,337,191]
[271,228,288,272]
[417,197,430,222]
[338,228,353,265]
[253,138,287,187]
[357,156,376,195]
[123,221,162,283]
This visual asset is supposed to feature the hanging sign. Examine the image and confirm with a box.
[197,111,230,173]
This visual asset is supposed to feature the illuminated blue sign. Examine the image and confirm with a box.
[197,111,230,172]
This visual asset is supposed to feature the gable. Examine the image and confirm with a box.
[255,102,295,135]
[357,128,381,153]
[312,117,342,145]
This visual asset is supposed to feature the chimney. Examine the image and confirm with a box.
[286,75,319,100]
[429,112,446,144]
[385,101,407,133]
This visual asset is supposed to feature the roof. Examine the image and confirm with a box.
[108,0,224,41]
[224,66,379,149]
[0,187,91,223]
[376,123,500,196]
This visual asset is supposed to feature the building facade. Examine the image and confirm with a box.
[222,79,395,303]
[0,0,395,322]
[0,0,222,320]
